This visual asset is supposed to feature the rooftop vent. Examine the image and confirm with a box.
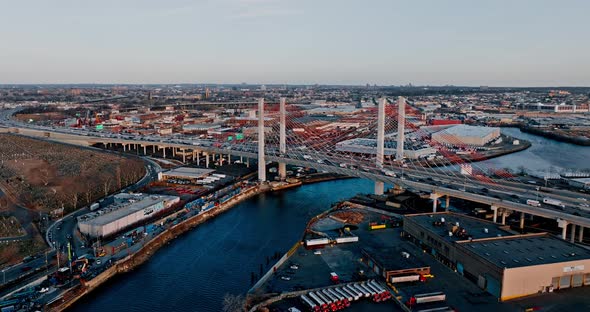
[483,228,488,233]
[440,217,445,223]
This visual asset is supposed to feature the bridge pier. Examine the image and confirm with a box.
[182,149,186,163]
[579,226,585,243]
[375,97,386,195]
[571,224,576,243]
[153,145,156,154]
[279,97,287,181]
[374,182,384,196]
[396,96,406,161]
[491,205,499,223]
[258,98,266,182]
[520,212,525,230]
[501,210,507,225]
[558,219,569,240]
[445,196,450,211]
[205,154,210,168]
[143,145,147,155]
[123,144,127,152]
[173,147,176,157]
[196,152,200,165]
[430,193,441,213]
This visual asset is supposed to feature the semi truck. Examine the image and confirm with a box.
[408,291,447,306]
[543,198,565,209]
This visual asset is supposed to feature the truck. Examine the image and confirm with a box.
[543,198,565,209]
[408,291,446,306]
[526,199,541,207]
[90,203,100,211]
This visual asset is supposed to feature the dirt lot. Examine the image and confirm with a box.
[0,133,145,213]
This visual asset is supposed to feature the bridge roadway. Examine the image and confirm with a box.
[1,110,590,238]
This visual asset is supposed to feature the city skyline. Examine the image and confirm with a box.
[1,0,590,86]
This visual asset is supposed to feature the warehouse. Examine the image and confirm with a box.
[335,138,437,159]
[158,167,215,181]
[431,124,500,147]
[78,193,180,238]
[403,212,590,301]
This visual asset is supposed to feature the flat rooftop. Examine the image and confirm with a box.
[79,194,178,226]
[161,167,214,179]
[460,234,590,268]
[434,124,499,138]
[405,212,514,242]
[362,246,429,271]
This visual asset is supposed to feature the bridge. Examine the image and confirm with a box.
[1,98,590,243]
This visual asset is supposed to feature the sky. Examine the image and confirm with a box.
[0,0,589,86]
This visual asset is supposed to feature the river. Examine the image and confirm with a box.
[70,179,375,312]
[70,128,588,312]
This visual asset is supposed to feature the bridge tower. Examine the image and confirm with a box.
[278,97,287,180]
[375,97,386,195]
[396,96,406,161]
[258,98,266,182]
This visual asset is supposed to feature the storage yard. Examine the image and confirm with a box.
[249,205,590,312]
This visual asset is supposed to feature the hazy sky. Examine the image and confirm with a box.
[1,0,589,86]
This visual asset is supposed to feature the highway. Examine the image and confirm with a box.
[1,108,590,229]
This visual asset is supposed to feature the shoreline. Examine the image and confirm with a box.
[44,174,351,311]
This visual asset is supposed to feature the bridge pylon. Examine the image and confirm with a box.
[279,97,287,181]
[258,98,266,182]
[375,97,386,195]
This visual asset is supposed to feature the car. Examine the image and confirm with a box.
[290,264,299,270]
[96,259,102,265]
[39,287,49,293]
[313,250,322,255]
[280,276,291,281]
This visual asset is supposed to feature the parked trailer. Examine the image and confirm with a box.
[362,282,381,302]
[391,274,421,283]
[352,283,371,298]
[315,291,336,311]
[335,287,355,302]
[344,284,362,300]
[306,238,330,247]
[329,288,350,307]
[326,288,348,308]
[413,292,447,304]
[321,289,340,310]
[300,294,320,312]
[90,203,100,211]
[308,292,328,311]
[369,280,391,300]
[358,283,377,296]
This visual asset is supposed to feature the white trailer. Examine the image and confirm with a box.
[308,292,327,309]
[305,238,330,247]
[543,197,565,208]
[344,284,362,299]
[413,292,446,304]
[335,287,354,302]
[300,294,318,311]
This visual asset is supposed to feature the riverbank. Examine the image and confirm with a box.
[519,125,590,146]
[46,184,266,312]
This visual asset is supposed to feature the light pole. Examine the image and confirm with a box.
[2,269,5,284]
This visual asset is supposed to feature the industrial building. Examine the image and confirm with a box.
[78,193,180,238]
[335,138,437,159]
[403,212,590,301]
[158,167,215,181]
[431,124,501,147]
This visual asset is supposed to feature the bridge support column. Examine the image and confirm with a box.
[501,209,508,225]
[162,147,166,158]
[571,224,576,243]
[246,157,250,168]
[279,97,287,181]
[153,145,156,154]
[196,152,200,165]
[143,145,147,155]
[491,206,499,223]
[258,98,266,182]
[519,212,525,230]
[205,154,209,168]
[445,196,450,211]
[375,97,386,195]
[579,226,584,243]
[123,144,127,152]
[192,151,196,162]
[182,149,186,163]
[173,148,176,157]
[558,219,569,240]
[430,193,441,213]
[396,96,406,161]
[374,182,384,195]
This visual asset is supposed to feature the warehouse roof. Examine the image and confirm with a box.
[362,246,429,271]
[161,167,214,179]
[433,124,499,138]
[79,194,179,226]
[405,212,514,242]
[460,234,590,268]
